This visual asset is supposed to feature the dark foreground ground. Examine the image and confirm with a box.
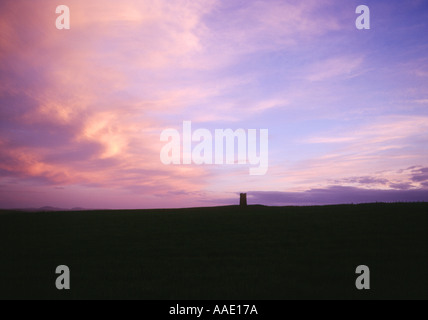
[0,203,427,300]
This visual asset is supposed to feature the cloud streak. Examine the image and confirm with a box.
[249,187,428,206]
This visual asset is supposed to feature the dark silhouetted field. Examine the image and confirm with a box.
[0,203,427,300]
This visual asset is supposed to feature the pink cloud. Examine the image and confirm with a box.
[272,116,428,190]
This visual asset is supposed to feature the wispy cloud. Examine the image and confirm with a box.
[249,187,428,206]
[413,99,428,104]
[306,56,365,82]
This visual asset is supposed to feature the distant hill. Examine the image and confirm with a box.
[7,206,89,212]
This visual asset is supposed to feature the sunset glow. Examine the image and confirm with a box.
[1,0,427,209]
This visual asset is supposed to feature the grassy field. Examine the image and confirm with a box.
[0,203,427,300]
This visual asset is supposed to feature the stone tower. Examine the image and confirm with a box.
[240,193,247,207]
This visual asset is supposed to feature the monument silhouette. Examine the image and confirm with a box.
[240,193,247,207]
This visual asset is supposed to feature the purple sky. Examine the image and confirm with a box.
[0,0,428,209]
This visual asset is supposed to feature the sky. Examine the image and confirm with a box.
[0,0,428,209]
